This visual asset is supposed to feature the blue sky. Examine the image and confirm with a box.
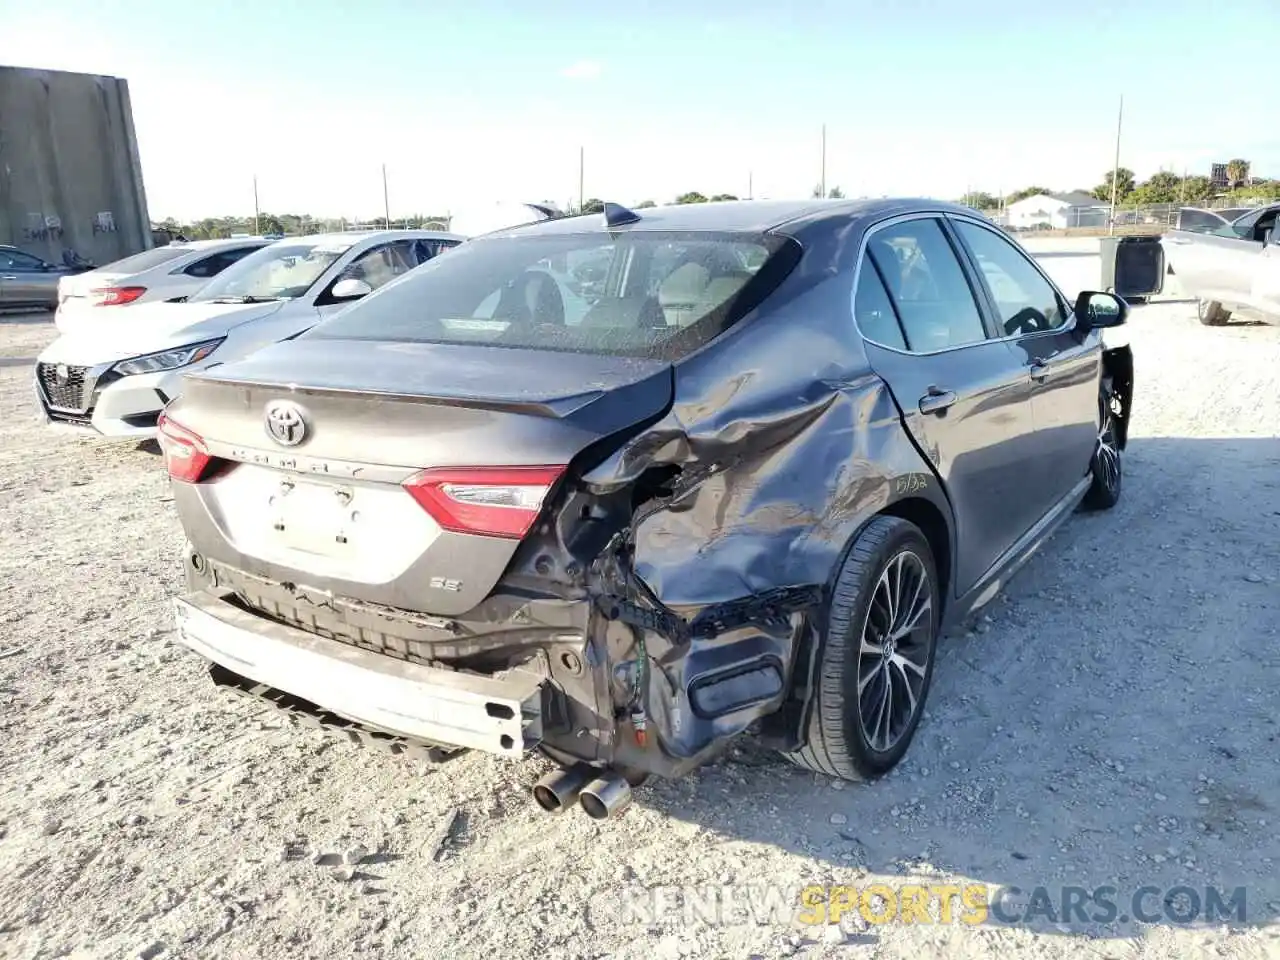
[3,0,1276,219]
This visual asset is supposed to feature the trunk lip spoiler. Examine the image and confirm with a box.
[183,373,605,419]
[172,592,545,757]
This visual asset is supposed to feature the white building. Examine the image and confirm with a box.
[1005,191,1107,230]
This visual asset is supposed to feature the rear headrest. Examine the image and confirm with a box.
[657,263,710,306]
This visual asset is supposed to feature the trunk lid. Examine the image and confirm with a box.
[167,338,673,616]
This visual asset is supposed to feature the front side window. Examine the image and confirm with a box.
[865,219,987,352]
[411,238,460,264]
[339,242,420,292]
[0,250,47,270]
[188,240,353,303]
[952,220,1068,335]
[303,231,793,360]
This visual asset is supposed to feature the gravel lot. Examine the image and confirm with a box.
[1,306,1277,960]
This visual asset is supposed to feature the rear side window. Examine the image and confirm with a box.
[99,246,189,273]
[183,246,262,279]
[865,219,987,352]
[303,231,798,360]
[411,238,460,263]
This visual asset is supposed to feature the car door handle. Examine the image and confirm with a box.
[0,275,17,281]
[918,386,957,415]
[1029,361,1051,383]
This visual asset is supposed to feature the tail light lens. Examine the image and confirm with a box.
[91,286,147,306]
[403,466,566,539]
[157,412,217,482]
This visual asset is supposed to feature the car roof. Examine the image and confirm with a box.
[168,237,273,250]
[283,229,465,245]
[485,198,982,239]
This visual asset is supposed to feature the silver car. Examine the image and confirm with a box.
[0,245,83,310]
[1119,202,1280,325]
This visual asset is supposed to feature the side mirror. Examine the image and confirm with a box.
[1074,290,1128,330]
[330,277,373,301]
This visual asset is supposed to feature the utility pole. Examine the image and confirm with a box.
[578,146,585,213]
[253,175,261,235]
[748,170,753,200]
[1108,95,1124,236]
[820,124,827,198]
[382,164,391,227]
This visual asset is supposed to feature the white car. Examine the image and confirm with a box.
[55,238,276,332]
[34,230,464,438]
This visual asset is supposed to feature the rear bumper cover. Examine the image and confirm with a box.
[173,591,544,757]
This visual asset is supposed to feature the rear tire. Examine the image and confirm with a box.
[1198,300,1231,326]
[1083,385,1122,510]
[782,516,940,782]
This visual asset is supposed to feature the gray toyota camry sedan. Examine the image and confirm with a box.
[159,198,1133,819]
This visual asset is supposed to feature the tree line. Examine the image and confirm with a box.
[962,159,1274,211]
[157,163,1275,238]
[154,213,452,241]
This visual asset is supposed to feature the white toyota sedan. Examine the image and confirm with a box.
[34,230,463,438]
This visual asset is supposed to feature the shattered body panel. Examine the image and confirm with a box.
[570,268,953,766]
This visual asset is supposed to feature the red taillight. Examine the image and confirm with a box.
[403,465,566,539]
[91,286,147,306]
[157,411,215,483]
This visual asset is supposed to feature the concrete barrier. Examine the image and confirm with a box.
[0,66,152,265]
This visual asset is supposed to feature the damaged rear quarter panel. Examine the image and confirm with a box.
[583,265,954,762]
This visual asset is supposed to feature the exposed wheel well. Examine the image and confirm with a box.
[1102,344,1134,450]
[881,497,952,618]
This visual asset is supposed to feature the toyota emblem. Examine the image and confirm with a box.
[264,399,308,447]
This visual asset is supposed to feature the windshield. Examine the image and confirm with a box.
[188,240,351,302]
[302,231,794,360]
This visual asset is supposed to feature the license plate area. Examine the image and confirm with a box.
[272,479,355,558]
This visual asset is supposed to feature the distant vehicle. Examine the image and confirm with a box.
[55,238,277,333]
[158,198,1134,816]
[0,245,92,311]
[1116,202,1280,325]
[33,230,464,437]
[1174,206,1262,235]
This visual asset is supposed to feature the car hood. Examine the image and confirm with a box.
[39,300,289,364]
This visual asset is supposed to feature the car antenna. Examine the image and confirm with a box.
[602,202,641,227]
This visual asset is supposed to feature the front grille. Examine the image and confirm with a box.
[36,363,90,411]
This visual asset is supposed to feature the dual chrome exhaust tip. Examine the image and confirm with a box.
[533,764,633,820]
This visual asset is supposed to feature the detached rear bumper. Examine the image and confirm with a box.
[172,592,545,757]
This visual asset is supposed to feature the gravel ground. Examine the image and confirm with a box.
[0,306,1277,960]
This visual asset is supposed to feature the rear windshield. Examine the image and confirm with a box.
[302,231,795,360]
[100,246,190,273]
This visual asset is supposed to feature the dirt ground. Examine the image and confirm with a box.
[0,306,1277,960]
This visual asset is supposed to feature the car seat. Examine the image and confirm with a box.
[494,270,566,326]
